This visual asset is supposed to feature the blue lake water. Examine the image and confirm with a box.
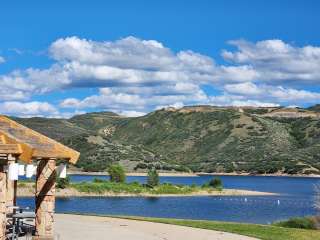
[18,175,319,224]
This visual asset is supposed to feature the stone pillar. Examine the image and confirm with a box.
[34,159,56,240]
[0,163,7,240]
[6,154,17,211]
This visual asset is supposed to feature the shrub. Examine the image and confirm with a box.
[107,164,126,183]
[162,165,173,171]
[134,163,148,170]
[209,177,223,189]
[18,182,27,188]
[93,177,105,183]
[57,176,70,189]
[201,182,210,188]
[147,168,159,187]
[274,217,317,230]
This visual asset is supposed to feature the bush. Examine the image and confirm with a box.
[107,164,126,183]
[274,217,317,230]
[93,177,105,183]
[147,168,159,187]
[134,163,148,170]
[201,182,210,188]
[209,177,223,189]
[57,176,70,189]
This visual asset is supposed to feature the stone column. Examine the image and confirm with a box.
[0,163,7,240]
[6,154,17,211]
[34,159,56,240]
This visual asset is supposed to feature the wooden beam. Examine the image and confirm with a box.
[33,149,80,164]
[0,144,22,154]
[34,159,56,240]
[0,134,33,163]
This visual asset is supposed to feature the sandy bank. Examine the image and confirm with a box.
[197,172,320,178]
[54,214,258,240]
[17,185,276,197]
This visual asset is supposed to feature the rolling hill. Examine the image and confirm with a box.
[12,105,320,175]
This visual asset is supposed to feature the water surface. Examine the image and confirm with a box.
[18,175,319,224]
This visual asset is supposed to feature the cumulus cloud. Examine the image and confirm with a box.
[224,82,262,96]
[60,83,208,113]
[0,101,58,117]
[0,56,5,64]
[0,36,320,117]
[208,95,279,108]
[224,82,320,104]
[115,110,146,117]
[222,39,320,84]
[0,36,263,100]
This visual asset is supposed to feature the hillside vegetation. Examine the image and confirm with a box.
[13,105,320,174]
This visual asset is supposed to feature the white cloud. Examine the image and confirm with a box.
[0,56,5,64]
[156,102,185,110]
[0,36,320,117]
[224,82,262,95]
[0,101,58,117]
[223,82,320,105]
[222,39,320,84]
[271,86,320,102]
[208,95,279,107]
[115,110,146,117]
[60,83,208,113]
[60,88,146,110]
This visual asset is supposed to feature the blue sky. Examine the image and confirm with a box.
[0,0,320,117]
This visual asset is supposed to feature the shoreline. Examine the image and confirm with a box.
[68,171,320,178]
[68,171,198,177]
[196,172,320,178]
[17,186,276,198]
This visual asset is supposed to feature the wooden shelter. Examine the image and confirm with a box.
[0,115,80,240]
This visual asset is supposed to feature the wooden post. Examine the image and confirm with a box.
[34,159,56,240]
[6,154,17,211]
[0,163,7,240]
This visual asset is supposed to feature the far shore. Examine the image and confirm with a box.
[68,170,320,178]
[17,185,276,198]
[68,171,198,177]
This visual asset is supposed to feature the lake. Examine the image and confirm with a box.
[17,175,319,224]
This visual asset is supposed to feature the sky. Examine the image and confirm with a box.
[0,0,320,118]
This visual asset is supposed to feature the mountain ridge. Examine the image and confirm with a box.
[11,105,320,175]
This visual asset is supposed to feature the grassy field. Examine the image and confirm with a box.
[115,216,320,240]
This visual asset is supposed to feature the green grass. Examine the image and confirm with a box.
[70,181,219,195]
[115,216,320,240]
[18,179,35,188]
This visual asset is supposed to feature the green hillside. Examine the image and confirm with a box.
[12,106,320,174]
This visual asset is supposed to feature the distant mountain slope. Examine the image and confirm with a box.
[12,117,90,140]
[69,111,123,132]
[12,105,320,174]
[308,104,320,112]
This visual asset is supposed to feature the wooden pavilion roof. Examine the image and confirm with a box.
[0,115,80,164]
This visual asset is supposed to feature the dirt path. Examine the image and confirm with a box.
[54,214,259,240]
